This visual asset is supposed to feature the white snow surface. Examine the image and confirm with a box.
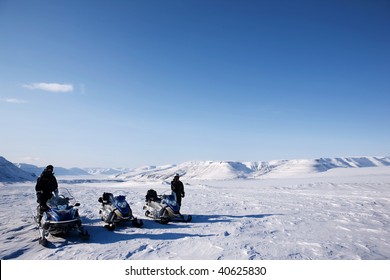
[1,165,389,260]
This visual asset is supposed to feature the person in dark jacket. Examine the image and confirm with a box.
[171,173,185,207]
[35,165,58,220]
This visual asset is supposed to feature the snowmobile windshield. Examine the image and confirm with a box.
[162,195,177,207]
[47,195,69,208]
[116,195,126,201]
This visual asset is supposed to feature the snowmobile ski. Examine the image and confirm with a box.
[31,206,49,246]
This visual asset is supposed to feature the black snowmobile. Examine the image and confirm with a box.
[143,189,192,224]
[98,192,143,231]
[34,189,89,246]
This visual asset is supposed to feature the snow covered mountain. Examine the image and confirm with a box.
[2,155,390,182]
[13,163,90,177]
[13,162,132,177]
[84,167,133,176]
[0,156,37,182]
[116,156,390,181]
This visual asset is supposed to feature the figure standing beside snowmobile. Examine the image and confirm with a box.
[35,165,58,222]
[171,173,185,207]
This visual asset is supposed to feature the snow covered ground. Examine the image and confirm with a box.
[1,166,389,260]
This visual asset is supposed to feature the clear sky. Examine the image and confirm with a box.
[1,0,389,168]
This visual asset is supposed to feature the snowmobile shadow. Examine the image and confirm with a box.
[82,217,102,224]
[83,226,212,245]
[191,213,282,223]
[129,232,215,241]
[63,218,198,245]
[141,219,192,229]
[35,230,91,249]
[42,223,135,245]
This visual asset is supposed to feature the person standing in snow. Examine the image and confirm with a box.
[171,173,185,207]
[35,165,58,220]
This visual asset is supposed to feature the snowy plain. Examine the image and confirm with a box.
[1,165,389,260]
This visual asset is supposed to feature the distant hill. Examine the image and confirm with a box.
[83,167,133,176]
[2,155,390,182]
[115,156,390,181]
[0,156,37,182]
[14,163,90,177]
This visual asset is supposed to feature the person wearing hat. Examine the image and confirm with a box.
[35,165,58,222]
[171,173,185,207]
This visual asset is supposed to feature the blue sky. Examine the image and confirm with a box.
[1,0,389,168]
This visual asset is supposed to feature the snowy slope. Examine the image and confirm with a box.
[0,165,389,260]
[83,167,133,176]
[12,160,123,177]
[0,157,36,182]
[7,155,390,181]
[14,163,90,177]
[118,161,253,181]
[116,156,390,181]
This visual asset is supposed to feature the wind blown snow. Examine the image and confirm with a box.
[0,165,389,260]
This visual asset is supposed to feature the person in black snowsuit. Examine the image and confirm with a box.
[171,173,185,207]
[35,165,58,221]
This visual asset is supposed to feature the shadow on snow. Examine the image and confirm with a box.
[190,213,283,223]
[33,214,281,248]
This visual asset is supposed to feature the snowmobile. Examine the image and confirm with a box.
[34,189,89,246]
[98,192,143,231]
[143,189,192,224]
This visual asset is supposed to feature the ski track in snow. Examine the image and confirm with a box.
[1,167,390,260]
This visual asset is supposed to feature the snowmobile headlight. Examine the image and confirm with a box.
[117,201,127,208]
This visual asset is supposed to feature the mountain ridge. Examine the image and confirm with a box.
[1,155,390,182]
[115,156,390,181]
[0,156,37,182]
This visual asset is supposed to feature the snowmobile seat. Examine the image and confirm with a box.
[116,195,126,201]
[145,189,159,202]
[99,192,114,204]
